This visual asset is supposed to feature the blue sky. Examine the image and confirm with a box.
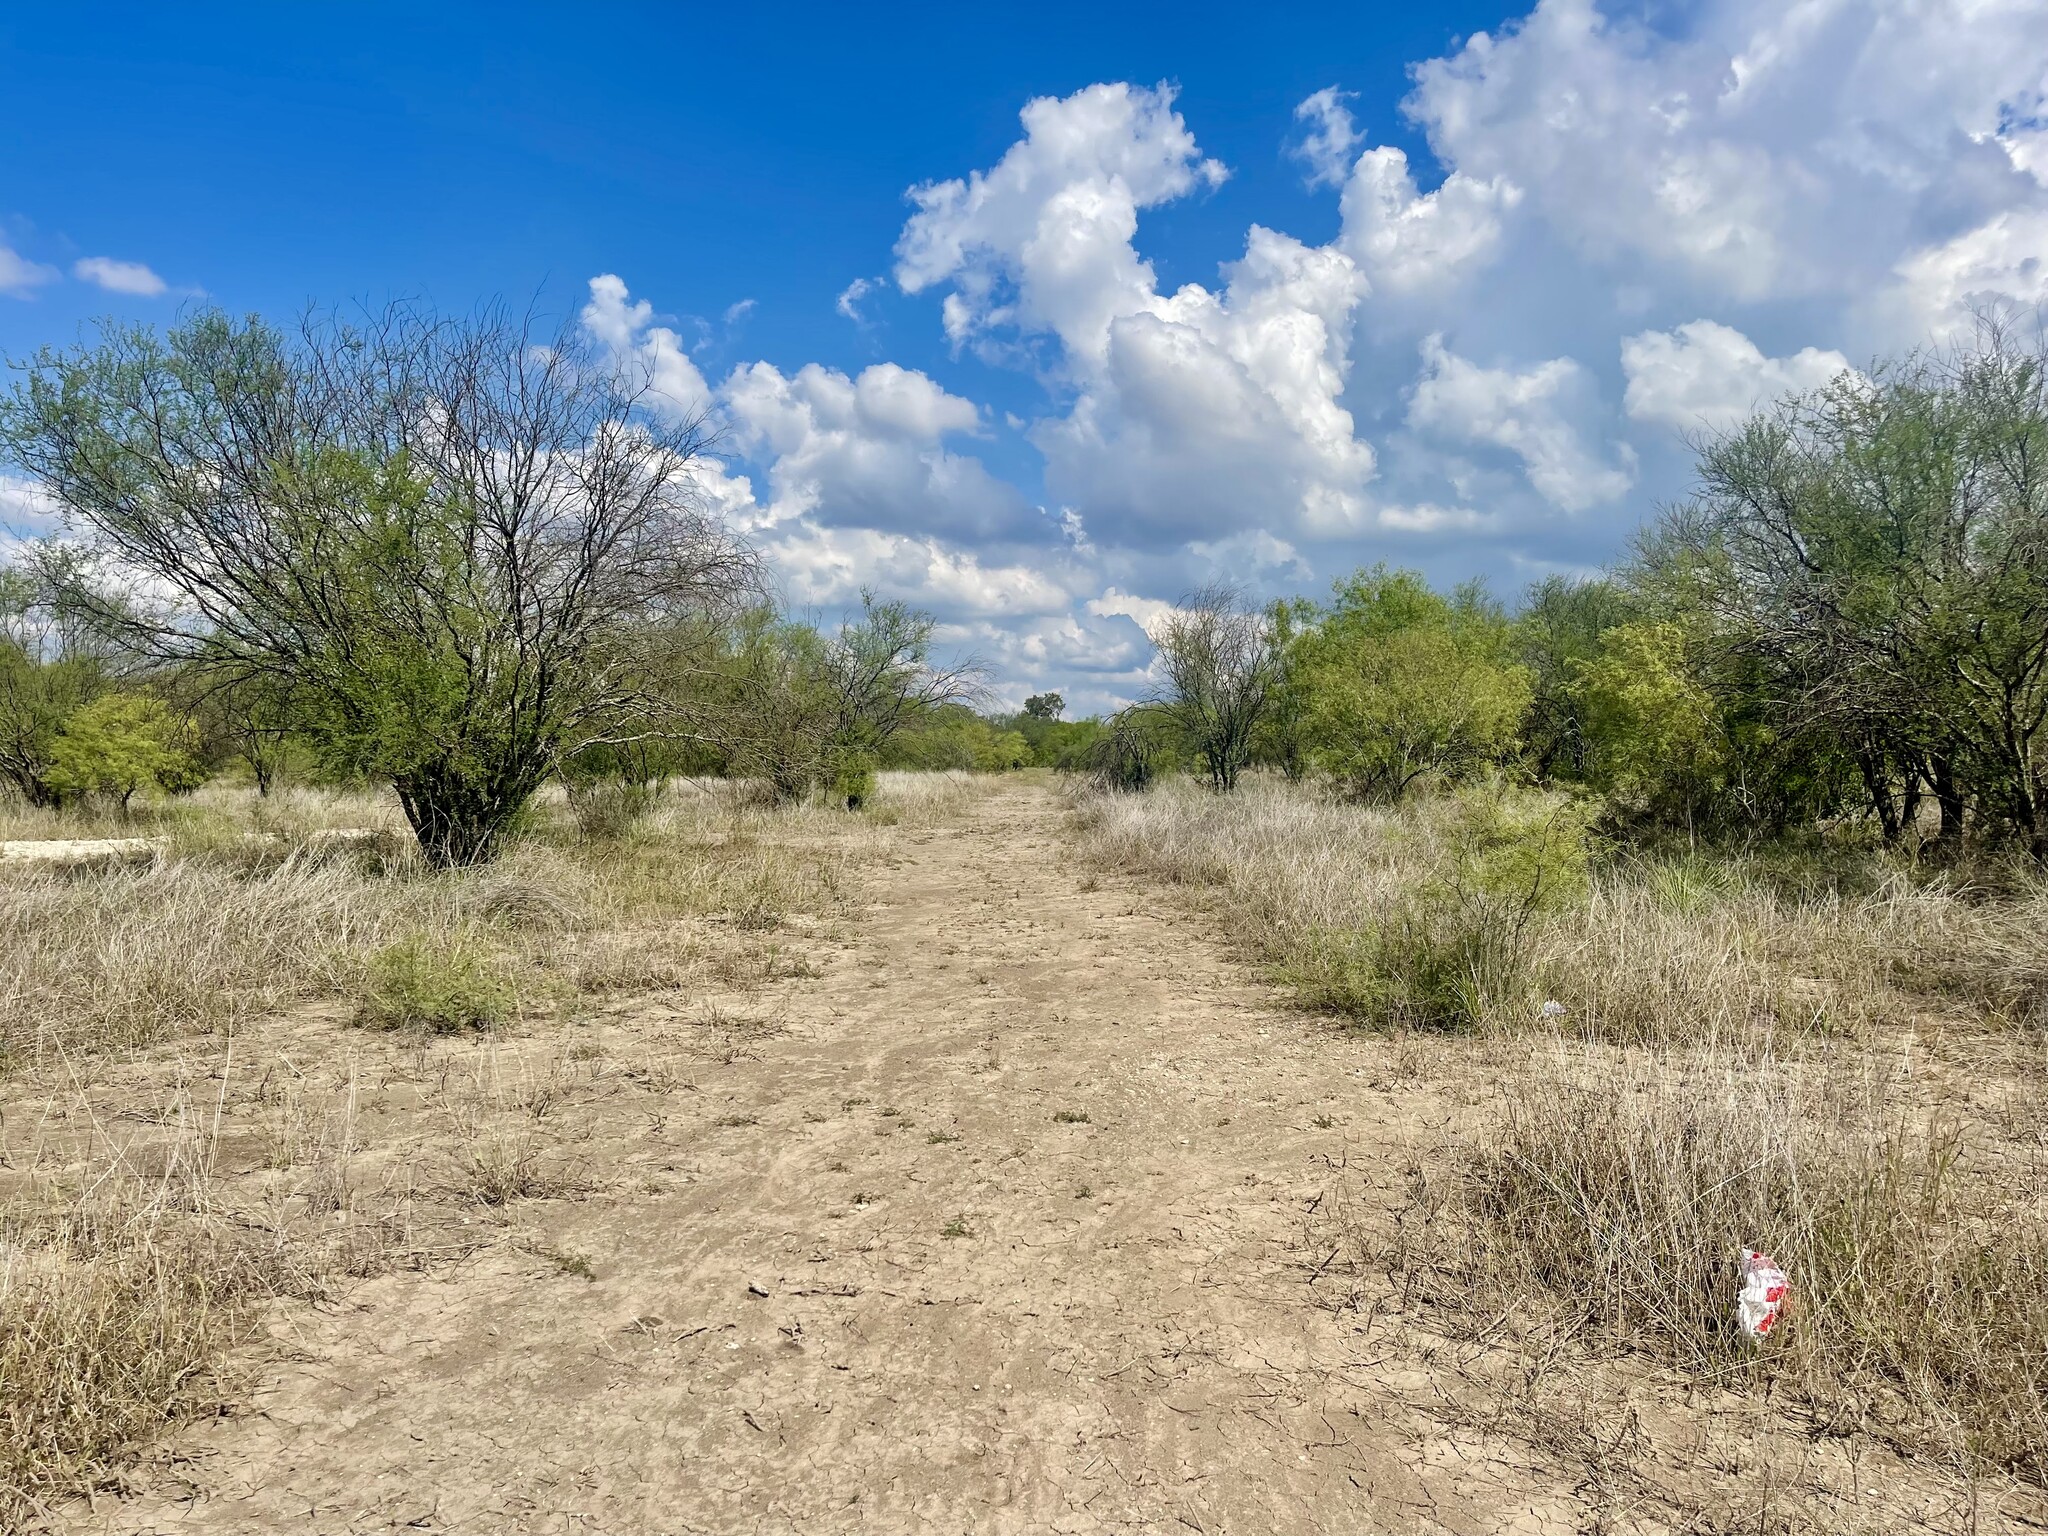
[5,2,2048,711]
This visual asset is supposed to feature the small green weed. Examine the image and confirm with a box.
[538,1246,596,1281]
[357,936,513,1034]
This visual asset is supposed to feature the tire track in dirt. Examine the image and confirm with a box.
[80,782,1576,1536]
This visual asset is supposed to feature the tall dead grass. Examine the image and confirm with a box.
[1395,1047,2048,1478]
[1070,775,2048,1048]
[0,770,988,1523]
[3,1209,255,1523]
[1071,773,2048,1486]
[1,1062,433,1527]
[0,772,982,1070]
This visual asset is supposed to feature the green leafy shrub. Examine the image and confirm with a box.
[1298,789,1595,1030]
[1570,621,1728,829]
[975,730,1031,772]
[1293,567,1532,803]
[357,936,513,1033]
[1086,710,1169,794]
[45,694,205,810]
[828,748,878,810]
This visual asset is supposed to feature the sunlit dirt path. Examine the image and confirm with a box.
[79,781,1576,1536]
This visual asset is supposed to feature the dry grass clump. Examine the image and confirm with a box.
[1393,1047,2048,1479]
[1071,775,2048,1048]
[865,769,982,826]
[0,1063,434,1528]
[0,856,473,1065]
[0,837,605,1066]
[0,781,409,851]
[0,772,988,1070]
[1,1210,255,1524]
[0,770,987,1522]
[1539,859,2048,1048]
[1081,773,2048,1489]
[1532,876,1873,1049]
[1073,777,1604,1031]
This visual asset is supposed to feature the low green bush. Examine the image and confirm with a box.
[1293,788,1595,1030]
[356,936,513,1033]
[828,748,878,811]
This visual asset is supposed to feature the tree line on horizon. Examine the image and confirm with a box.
[0,304,1033,861]
[2,303,2044,863]
[1106,315,2048,862]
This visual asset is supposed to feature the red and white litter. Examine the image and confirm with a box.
[1735,1248,1790,1341]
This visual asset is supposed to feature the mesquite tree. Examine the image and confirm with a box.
[1651,319,2048,856]
[1,305,758,864]
[713,593,981,804]
[0,567,108,808]
[1149,584,1281,792]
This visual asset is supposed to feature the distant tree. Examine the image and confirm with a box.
[0,566,108,808]
[1148,584,1281,793]
[713,610,837,801]
[189,674,302,796]
[1023,692,1064,720]
[1515,576,1638,783]
[45,692,203,810]
[1039,716,1104,772]
[717,593,981,804]
[825,594,982,761]
[0,305,759,865]
[1646,319,2048,855]
[1569,621,1727,832]
[981,730,1032,771]
[1294,568,1531,802]
[1251,597,1317,780]
[1085,707,1173,793]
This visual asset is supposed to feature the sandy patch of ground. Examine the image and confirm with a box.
[1,838,160,869]
[32,782,2034,1534]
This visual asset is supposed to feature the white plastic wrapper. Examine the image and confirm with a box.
[1735,1248,1789,1341]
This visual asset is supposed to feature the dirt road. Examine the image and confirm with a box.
[82,782,1572,1535]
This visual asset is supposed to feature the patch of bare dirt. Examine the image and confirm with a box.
[44,784,2035,1534]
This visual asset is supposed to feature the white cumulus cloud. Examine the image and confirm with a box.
[1403,0,2048,318]
[1888,208,2048,339]
[721,359,1037,543]
[0,247,59,297]
[1297,90,1523,296]
[895,82,1229,364]
[581,273,1070,628]
[895,83,1379,550]
[72,256,168,296]
[1292,88,1364,189]
[566,1,2048,710]
[581,273,715,421]
[1409,335,1635,513]
[1622,320,1854,431]
[765,521,1074,617]
[836,277,876,322]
